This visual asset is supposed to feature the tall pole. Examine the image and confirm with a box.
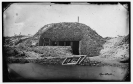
[78,16,79,23]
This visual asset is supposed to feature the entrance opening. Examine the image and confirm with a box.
[72,41,79,55]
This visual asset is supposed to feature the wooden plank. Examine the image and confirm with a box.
[62,55,86,65]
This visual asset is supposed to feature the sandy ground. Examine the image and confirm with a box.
[99,36,129,61]
[8,63,128,81]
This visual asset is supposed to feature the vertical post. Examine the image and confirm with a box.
[54,41,56,46]
[78,16,79,23]
[64,42,66,46]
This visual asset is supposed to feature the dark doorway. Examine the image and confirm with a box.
[72,41,79,55]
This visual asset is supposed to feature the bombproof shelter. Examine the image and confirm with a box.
[38,22,105,56]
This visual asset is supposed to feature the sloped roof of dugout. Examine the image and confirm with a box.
[38,22,93,41]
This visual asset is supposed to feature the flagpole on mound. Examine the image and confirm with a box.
[78,16,79,23]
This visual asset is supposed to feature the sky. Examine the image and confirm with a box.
[3,3,129,37]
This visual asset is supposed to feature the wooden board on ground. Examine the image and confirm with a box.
[62,55,86,65]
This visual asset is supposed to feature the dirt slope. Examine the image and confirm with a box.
[90,35,129,62]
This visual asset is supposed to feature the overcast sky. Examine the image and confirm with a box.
[4,3,129,37]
